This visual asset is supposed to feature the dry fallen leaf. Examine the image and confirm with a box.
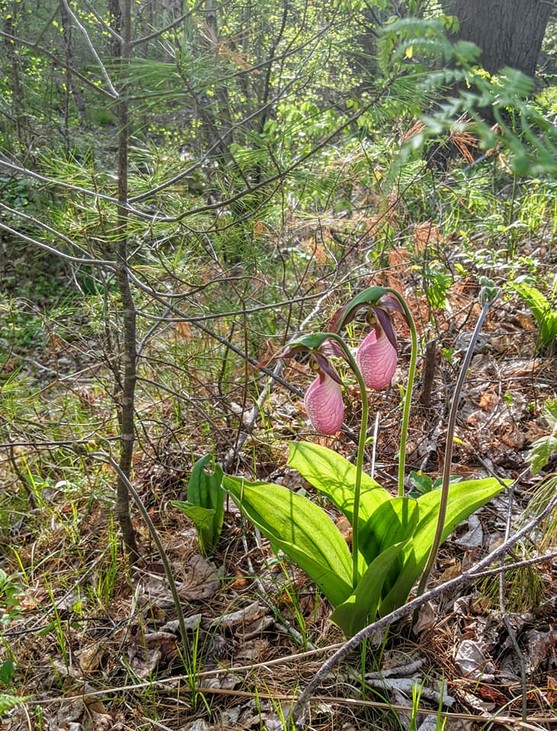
[454,639,496,681]
[76,640,107,674]
[127,630,178,677]
[179,554,220,600]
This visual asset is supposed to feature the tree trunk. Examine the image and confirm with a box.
[444,0,551,78]
[59,1,87,134]
[109,0,140,563]
[2,2,29,149]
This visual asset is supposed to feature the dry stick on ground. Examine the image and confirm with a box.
[500,474,529,722]
[24,683,557,727]
[416,291,498,602]
[286,489,557,729]
[17,550,557,727]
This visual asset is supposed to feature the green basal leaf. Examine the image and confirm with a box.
[359,497,419,567]
[540,311,557,349]
[543,399,557,426]
[173,502,215,530]
[0,693,27,716]
[175,454,224,555]
[224,476,353,606]
[409,470,434,493]
[288,442,390,528]
[527,434,557,475]
[331,542,407,636]
[511,281,557,348]
[172,499,219,555]
[0,660,15,686]
[379,477,505,614]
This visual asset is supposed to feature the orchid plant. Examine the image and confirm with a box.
[223,286,504,637]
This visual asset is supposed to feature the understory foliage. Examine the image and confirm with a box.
[1,0,557,727]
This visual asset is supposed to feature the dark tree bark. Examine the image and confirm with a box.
[109,0,140,563]
[59,1,87,134]
[2,2,29,149]
[444,0,551,78]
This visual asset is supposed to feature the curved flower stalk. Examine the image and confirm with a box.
[280,331,370,585]
[331,287,417,497]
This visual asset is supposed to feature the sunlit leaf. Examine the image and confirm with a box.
[379,477,505,614]
[224,476,353,606]
[288,442,390,528]
[527,435,557,475]
[172,454,224,555]
[331,542,406,636]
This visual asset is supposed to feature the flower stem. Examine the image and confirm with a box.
[384,289,418,498]
[326,333,369,588]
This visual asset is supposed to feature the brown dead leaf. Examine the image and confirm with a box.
[235,638,270,662]
[175,320,192,340]
[454,639,496,681]
[514,311,535,330]
[475,684,508,705]
[437,559,462,584]
[216,601,273,639]
[127,630,178,677]
[77,640,106,674]
[413,222,445,252]
[545,675,557,704]
[136,573,175,610]
[478,390,498,411]
[179,554,220,600]
[90,711,117,730]
[231,569,249,589]
[412,601,437,635]
[522,627,557,675]
[335,515,352,543]
[490,333,516,353]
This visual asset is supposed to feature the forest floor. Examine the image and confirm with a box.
[1,214,557,731]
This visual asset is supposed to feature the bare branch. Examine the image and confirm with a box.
[81,0,123,43]
[0,201,115,267]
[131,2,203,47]
[0,29,117,100]
[60,0,119,98]
[0,220,114,267]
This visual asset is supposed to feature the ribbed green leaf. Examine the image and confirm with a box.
[288,442,390,527]
[331,542,406,636]
[224,476,353,606]
[511,281,557,348]
[359,497,419,568]
[379,477,504,614]
[172,454,224,555]
[173,503,215,530]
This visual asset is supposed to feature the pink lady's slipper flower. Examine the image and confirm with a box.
[331,290,401,391]
[357,325,397,390]
[278,337,345,435]
[304,369,344,435]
